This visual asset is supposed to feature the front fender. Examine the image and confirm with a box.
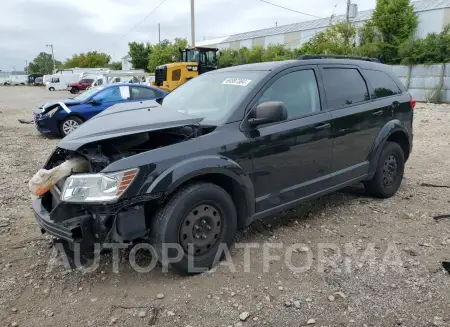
[367,119,411,176]
[147,155,255,218]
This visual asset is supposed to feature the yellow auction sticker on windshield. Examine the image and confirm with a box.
[222,78,252,86]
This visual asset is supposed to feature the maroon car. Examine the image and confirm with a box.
[68,78,94,94]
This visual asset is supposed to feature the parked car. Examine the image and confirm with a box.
[68,78,94,94]
[28,74,43,85]
[33,77,44,86]
[33,84,167,137]
[31,56,414,275]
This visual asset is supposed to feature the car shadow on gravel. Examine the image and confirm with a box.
[65,183,377,278]
[243,183,372,239]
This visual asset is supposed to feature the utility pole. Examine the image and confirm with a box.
[25,60,28,74]
[158,23,161,44]
[275,22,278,27]
[346,0,351,22]
[190,0,195,47]
[46,44,56,73]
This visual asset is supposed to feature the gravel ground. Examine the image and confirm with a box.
[0,86,449,327]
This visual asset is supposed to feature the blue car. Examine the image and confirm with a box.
[33,83,168,137]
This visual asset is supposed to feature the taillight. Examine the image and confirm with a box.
[410,97,416,109]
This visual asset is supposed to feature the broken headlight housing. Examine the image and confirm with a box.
[61,168,138,203]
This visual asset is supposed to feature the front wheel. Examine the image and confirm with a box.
[364,141,405,198]
[49,87,55,91]
[59,116,83,137]
[150,182,237,275]
[70,87,79,94]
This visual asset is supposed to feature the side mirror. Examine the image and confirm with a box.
[248,101,288,127]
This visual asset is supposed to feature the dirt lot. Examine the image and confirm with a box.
[0,86,449,327]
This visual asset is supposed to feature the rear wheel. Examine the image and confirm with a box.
[150,182,237,275]
[60,116,83,137]
[365,141,405,198]
[49,87,55,91]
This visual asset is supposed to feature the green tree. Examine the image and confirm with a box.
[299,22,357,55]
[398,25,450,64]
[371,0,418,45]
[128,42,152,71]
[147,38,189,72]
[108,61,122,70]
[64,51,111,68]
[247,46,265,63]
[359,20,380,45]
[217,49,238,67]
[27,52,62,74]
[353,0,418,63]
[262,44,295,61]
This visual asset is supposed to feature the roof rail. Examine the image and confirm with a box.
[297,54,381,63]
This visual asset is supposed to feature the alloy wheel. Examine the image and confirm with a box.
[62,119,80,135]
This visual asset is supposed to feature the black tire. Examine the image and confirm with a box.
[150,182,237,275]
[70,87,79,94]
[59,116,84,137]
[365,141,405,198]
[49,87,55,91]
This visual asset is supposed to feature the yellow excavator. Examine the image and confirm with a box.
[151,46,218,92]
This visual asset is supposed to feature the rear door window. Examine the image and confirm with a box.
[321,68,369,109]
[131,87,159,99]
[363,69,401,98]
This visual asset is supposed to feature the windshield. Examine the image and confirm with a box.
[73,85,104,101]
[184,50,199,62]
[184,49,216,66]
[162,71,266,124]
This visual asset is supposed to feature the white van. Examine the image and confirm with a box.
[5,75,28,85]
[45,74,81,91]
[43,75,52,84]
[88,70,148,89]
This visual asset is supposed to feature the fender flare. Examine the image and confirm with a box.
[146,155,255,224]
[367,119,411,176]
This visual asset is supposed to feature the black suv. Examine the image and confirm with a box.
[32,56,414,274]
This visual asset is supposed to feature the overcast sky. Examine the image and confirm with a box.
[0,0,376,71]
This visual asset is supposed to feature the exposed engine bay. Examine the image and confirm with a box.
[45,125,216,173]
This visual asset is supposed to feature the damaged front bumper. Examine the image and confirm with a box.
[32,187,157,254]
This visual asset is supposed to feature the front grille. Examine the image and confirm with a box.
[154,66,167,86]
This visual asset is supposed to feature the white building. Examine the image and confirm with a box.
[197,0,450,50]
[121,54,132,70]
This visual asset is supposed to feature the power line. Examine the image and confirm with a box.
[109,0,169,47]
[259,0,322,19]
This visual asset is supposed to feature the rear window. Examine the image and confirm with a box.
[363,69,401,98]
[321,68,369,108]
[131,86,159,99]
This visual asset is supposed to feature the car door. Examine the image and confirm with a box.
[248,66,333,214]
[83,85,131,119]
[130,86,163,101]
[319,65,387,185]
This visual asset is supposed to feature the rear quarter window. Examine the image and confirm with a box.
[363,69,402,99]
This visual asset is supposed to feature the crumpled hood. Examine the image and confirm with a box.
[58,100,204,151]
[35,99,82,114]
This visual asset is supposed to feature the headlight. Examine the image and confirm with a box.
[47,107,59,118]
[61,168,138,203]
